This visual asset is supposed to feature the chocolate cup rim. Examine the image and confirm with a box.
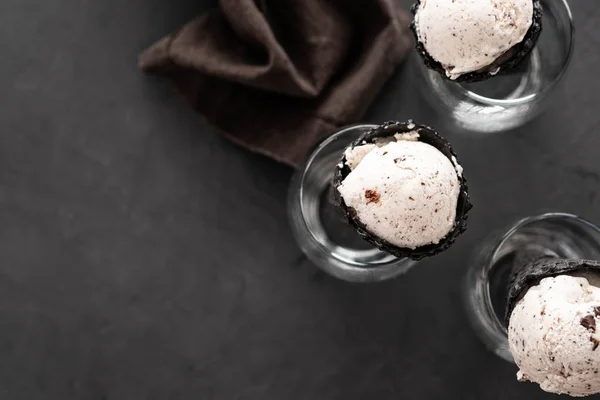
[505,258,600,325]
[332,120,472,261]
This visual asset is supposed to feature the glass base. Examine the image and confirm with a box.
[417,0,573,133]
[464,213,600,362]
[287,125,417,283]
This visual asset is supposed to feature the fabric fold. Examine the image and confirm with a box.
[140,0,412,167]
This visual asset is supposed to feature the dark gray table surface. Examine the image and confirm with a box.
[1,0,600,399]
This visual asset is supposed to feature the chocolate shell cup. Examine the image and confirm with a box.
[505,258,600,325]
[410,0,543,83]
[333,121,472,261]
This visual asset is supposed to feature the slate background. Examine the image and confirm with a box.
[1,0,600,399]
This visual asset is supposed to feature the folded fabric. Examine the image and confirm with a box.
[140,0,411,167]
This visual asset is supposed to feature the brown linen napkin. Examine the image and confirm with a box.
[139,0,411,167]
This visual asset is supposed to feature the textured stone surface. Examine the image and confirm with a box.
[0,0,599,399]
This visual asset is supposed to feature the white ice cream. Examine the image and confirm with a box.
[414,0,534,79]
[337,136,460,249]
[343,132,421,169]
[508,275,600,397]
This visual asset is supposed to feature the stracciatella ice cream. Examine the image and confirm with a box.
[413,0,534,80]
[508,274,600,397]
[337,132,461,250]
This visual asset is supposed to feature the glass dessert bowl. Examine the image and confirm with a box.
[288,121,471,283]
[411,0,574,133]
[464,212,600,397]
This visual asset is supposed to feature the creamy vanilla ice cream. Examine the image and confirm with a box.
[508,274,600,397]
[414,0,534,80]
[337,134,461,249]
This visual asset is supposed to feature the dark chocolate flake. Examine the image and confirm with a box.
[560,370,568,378]
[595,306,600,317]
[581,315,597,332]
[364,190,381,205]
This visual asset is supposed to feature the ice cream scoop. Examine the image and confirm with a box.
[507,258,600,397]
[333,121,471,260]
[410,0,543,82]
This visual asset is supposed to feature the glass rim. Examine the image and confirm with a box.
[487,213,590,323]
[462,0,575,107]
[473,212,600,362]
[297,124,378,246]
[290,123,415,279]
[297,124,378,266]
[554,0,576,89]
